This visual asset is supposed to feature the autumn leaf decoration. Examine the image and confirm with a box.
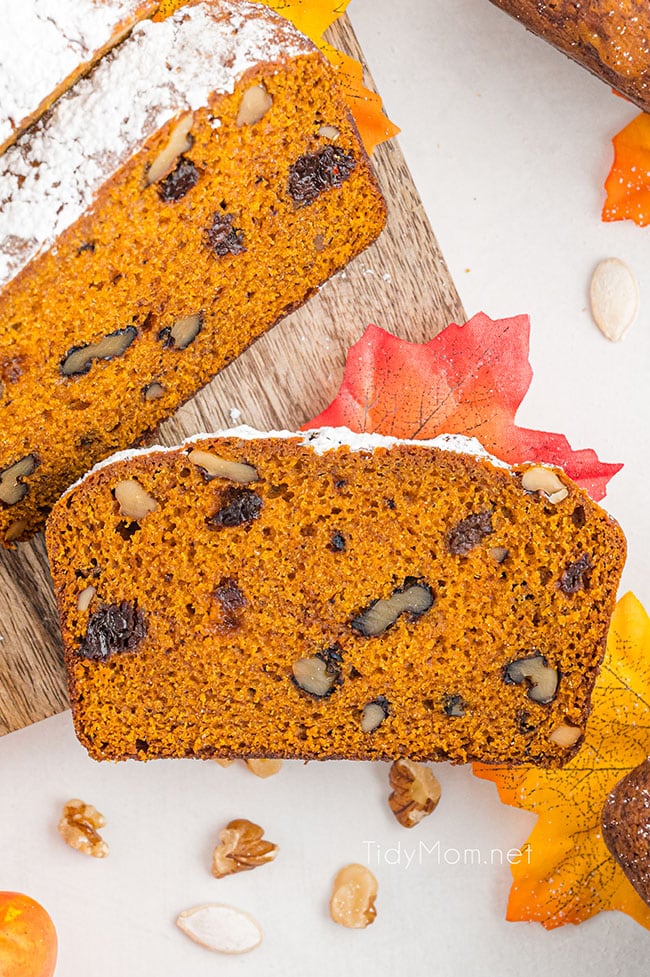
[475,593,650,932]
[155,0,399,154]
[602,111,650,227]
[307,313,621,501]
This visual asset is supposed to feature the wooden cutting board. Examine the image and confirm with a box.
[0,14,465,736]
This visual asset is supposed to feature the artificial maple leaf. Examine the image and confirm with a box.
[474,592,650,931]
[306,314,622,500]
[602,112,650,227]
[155,0,399,154]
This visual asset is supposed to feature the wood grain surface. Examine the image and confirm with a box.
[0,14,465,736]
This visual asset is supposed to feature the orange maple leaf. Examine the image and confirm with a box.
[474,592,650,931]
[306,315,622,501]
[602,112,650,226]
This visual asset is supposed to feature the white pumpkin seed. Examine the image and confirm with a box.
[176,903,262,954]
[589,257,639,342]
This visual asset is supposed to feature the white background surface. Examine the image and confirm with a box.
[1,1,649,974]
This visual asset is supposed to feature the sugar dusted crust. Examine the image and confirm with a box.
[46,428,626,766]
[0,0,158,155]
[490,0,650,113]
[0,0,314,287]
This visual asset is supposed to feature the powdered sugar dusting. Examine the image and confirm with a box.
[0,0,313,288]
[64,426,512,497]
[1,0,155,152]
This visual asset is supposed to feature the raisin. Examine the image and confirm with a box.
[571,505,586,528]
[560,553,592,594]
[288,146,356,205]
[517,710,537,734]
[214,578,247,613]
[443,694,466,718]
[208,487,263,528]
[157,157,199,202]
[447,511,493,556]
[329,531,346,552]
[76,241,96,254]
[78,601,146,661]
[204,212,246,256]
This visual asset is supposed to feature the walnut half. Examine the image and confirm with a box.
[211,818,278,878]
[388,758,441,828]
[58,798,109,858]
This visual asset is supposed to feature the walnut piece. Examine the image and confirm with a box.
[61,326,137,376]
[211,819,278,878]
[361,698,389,733]
[188,449,258,484]
[159,312,203,350]
[521,466,569,504]
[58,799,109,858]
[352,581,433,637]
[77,584,96,612]
[388,758,441,828]
[329,864,378,929]
[114,479,158,520]
[549,723,583,748]
[504,653,559,704]
[147,111,193,185]
[292,652,342,698]
[0,454,39,506]
[236,84,273,126]
[245,758,283,778]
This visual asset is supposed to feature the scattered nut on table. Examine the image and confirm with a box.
[245,758,283,778]
[211,818,278,878]
[589,256,639,343]
[176,903,262,954]
[388,758,441,828]
[329,864,378,929]
[58,798,109,858]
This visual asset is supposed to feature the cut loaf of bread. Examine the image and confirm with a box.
[46,427,626,766]
[0,0,386,544]
[490,0,650,113]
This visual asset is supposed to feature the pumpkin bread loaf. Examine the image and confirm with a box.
[489,0,650,113]
[46,427,626,766]
[602,758,650,907]
[0,1,386,545]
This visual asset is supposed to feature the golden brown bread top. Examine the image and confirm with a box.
[490,0,650,112]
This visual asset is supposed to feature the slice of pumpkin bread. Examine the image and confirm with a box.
[46,427,626,765]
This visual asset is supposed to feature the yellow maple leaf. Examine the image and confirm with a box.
[474,592,650,930]
[154,0,399,154]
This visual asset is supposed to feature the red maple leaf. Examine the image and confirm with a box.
[305,313,621,500]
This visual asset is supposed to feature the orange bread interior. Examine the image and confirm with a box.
[46,429,626,766]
